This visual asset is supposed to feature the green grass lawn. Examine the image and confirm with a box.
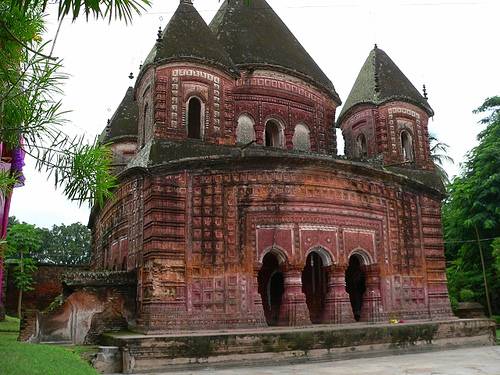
[0,315,20,332]
[0,316,98,375]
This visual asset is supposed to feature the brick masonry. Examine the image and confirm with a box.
[4,264,88,316]
[90,57,453,332]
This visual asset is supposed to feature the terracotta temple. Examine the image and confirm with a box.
[88,0,453,333]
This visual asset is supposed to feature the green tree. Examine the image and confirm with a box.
[429,134,454,184]
[36,222,91,265]
[5,222,42,318]
[1,1,118,206]
[444,96,500,314]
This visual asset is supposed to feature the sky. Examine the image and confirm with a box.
[9,0,500,228]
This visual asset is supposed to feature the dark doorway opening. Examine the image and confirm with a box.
[187,97,202,139]
[345,255,366,321]
[302,251,328,323]
[258,252,284,326]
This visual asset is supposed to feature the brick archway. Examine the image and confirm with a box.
[301,250,329,324]
[257,251,286,326]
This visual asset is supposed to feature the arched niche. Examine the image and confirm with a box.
[305,246,334,267]
[400,130,414,162]
[348,248,373,266]
[292,123,311,151]
[356,133,368,159]
[236,114,256,144]
[264,119,284,148]
[187,96,204,139]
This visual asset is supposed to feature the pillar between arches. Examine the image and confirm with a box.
[252,264,267,325]
[278,265,311,326]
[322,264,355,324]
[360,264,382,323]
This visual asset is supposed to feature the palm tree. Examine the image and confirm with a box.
[429,134,454,184]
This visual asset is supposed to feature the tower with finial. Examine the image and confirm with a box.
[338,45,434,170]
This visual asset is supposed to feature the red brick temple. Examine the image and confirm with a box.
[87,0,453,333]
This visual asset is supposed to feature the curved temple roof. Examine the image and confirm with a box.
[209,0,341,104]
[99,87,138,144]
[338,46,433,124]
[141,0,238,76]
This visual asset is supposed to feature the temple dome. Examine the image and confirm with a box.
[141,0,238,77]
[209,0,341,104]
[338,46,433,124]
[99,87,138,144]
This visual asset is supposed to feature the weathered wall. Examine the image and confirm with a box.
[4,264,88,316]
[20,271,136,344]
[91,155,452,332]
[340,101,433,170]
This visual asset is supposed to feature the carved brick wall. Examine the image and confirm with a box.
[340,101,433,169]
[93,163,451,331]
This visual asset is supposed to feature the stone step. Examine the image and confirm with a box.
[98,318,496,374]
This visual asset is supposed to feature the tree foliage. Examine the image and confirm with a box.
[6,218,91,265]
[1,1,119,206]
[37,222,91,265]
[444,96,500,314]
[429,134,453,184]
[5,222,42,317]
[8,0,150,23]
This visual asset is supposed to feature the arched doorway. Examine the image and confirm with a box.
[187,97,202,139]
[345,254,366,322]
[258,252,285,326]
[301,251,329,324]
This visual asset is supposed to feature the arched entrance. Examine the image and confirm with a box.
[301,251,329,324]
[345,254,366,322]
[258,252,285,326]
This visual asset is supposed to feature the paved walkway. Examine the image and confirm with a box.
[147,346,500,375]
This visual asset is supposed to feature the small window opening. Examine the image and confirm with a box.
[264,120,283,148]
[401,131,414,162]
[187,97,202,139]
[356,133,368,159]
[292,124,311,151]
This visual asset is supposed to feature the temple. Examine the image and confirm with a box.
[84,0,452,333]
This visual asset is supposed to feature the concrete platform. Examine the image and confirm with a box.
[147,346,500,375]
[100,319,496,374]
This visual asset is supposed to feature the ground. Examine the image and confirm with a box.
[148,346,500,375]
[0,316,97,375]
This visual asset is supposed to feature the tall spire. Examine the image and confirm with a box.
[338,46,433,123]
[210,0,340,104]
[99,87,138,144]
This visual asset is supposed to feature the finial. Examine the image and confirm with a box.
[423,84,428,99]
[156,26,162,42]
[128,72,134,80]
[374,43,378,50]
[180,0,193,4]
